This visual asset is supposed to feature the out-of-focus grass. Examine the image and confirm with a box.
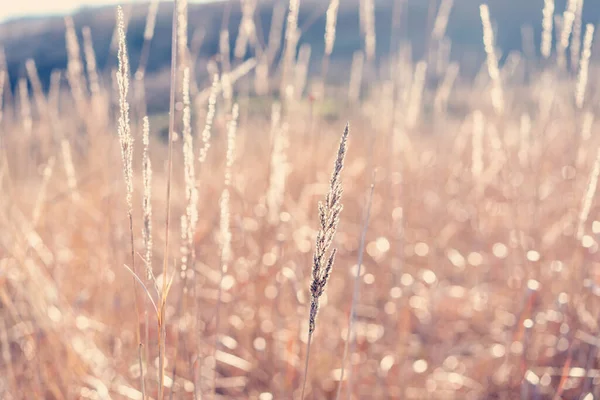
[2,1,600,400]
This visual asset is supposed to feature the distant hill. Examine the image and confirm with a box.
[1,0,599,110]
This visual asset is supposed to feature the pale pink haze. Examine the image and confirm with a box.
[0,0,214,22]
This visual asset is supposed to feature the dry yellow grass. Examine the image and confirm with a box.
[2,1,600,400]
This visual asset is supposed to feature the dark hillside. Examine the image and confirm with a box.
[1,0,599,104]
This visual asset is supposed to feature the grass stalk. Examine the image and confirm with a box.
[300,123,349,399]
[116,6,146,398]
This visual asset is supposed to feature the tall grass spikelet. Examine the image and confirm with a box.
[234,0,257,60]
[324,0,340,57]
[142,116,155,289]
[479,4,504,116]
[575,24,594,109]
[285,0,300,52]
[219,30,231,76]
[570,0,584,71]
[280,0,300,98]
[82,27,100,98]
[431,0,454,41]
[541,0,555,59]
[140,115,155,397]
[144,1,159,42]
[116,6,145,397]
[117,7,134,214]
[198,74,219,164]
[110,6,130,54]
[25,59,47,119]
[182,67,198,278]
[300,123,349,399]
[223,104,239,198]
[177,0,188,67]
[558,0,577,68]
[136,1,160,81]
[18,79,31,136]
[362,0,376,62]
[64,16,86,108]
[266,2,285,64]
[213,102,239,398]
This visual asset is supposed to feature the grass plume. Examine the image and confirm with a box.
[301,123,349,399]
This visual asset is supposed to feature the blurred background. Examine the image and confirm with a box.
[2,0,599,111]
[4,0,600,399]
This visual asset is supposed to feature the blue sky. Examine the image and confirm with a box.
[0,0,213,22]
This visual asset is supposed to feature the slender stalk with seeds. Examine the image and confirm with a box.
[177,0,189,69]
[480,4,504,116]
[198,74,219,164]
[266,2,285,66]
[115,6,145,398]
[541,0,555,59]
[322,0,339,81]
[570,0,584,72]
[25,60,47,119]
[64,16,86,113]
[280,0,300,99]
[431,0,454,41]
[137,1,159,79]
[82,27,100,99]
[362,0,376,62]
[558,0,578,68]
[213,103,239,399]
[181,67,197,296]
[300,123,349,399]
[234,0,258,60]
[575,24,594,109]
[141,116,157,294]
[18,79,32,137]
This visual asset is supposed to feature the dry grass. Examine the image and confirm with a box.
[3,1,600,400]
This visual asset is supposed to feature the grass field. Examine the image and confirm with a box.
[2,0,600,399]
